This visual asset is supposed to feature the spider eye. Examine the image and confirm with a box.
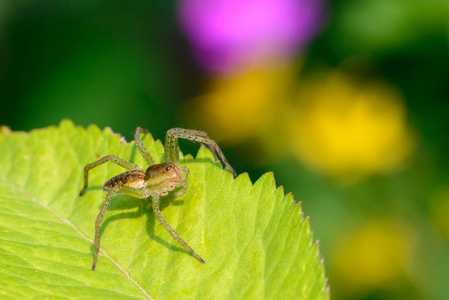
[165,165,172,171]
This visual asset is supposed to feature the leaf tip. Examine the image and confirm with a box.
[196,145,214,159]
[236,172,250,179]
[86,123,102,136]
[59,119,76,129]
[103,126,129,144]
[305,215,311,224]
[278,185,285,194]
[235,172,252,186]
[183,153,194,160]
[0,125,11,134]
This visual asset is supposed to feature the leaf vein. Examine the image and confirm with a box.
[0,176,153,300]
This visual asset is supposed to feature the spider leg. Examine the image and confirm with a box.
[92,185,150,270]
[135,127,156,166]
[174,166,189,197]
[80,155,137,196]
[164,129,180,164]
[174,181,188,197]
[165,128,237,176]
[180,166,189,181]
[151,194,205,263]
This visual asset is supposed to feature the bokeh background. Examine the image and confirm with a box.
[1,0,448,299]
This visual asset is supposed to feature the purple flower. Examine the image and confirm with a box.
[178,0,325,73]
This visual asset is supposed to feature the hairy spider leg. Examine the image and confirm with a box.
[135,127,156,166]
[164,130,180,163]
[93,188,204,270]
[164,128,237,177]
[92,185,151,270]
[80,155,137,196]
[151,194,205,263]
[174,166,189,197]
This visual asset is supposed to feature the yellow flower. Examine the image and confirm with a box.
[289,72,415,179]
[189,64,296,157]
[430,188,449,242]
[330,219,415,296]
[0,125,11,134]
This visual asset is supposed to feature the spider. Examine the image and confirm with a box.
[79,127,236,270]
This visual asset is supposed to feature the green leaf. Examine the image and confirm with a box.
[0,120,328,299]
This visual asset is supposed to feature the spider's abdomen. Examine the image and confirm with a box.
[104,170,145,191]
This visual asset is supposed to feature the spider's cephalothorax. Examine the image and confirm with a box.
[79,127,236,270]
[144,162,183,196]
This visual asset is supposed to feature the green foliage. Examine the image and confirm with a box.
[0,120,328,299]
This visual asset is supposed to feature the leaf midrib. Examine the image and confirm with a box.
[0,176,153,300]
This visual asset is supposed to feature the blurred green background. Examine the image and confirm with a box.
[1,0,448,299]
